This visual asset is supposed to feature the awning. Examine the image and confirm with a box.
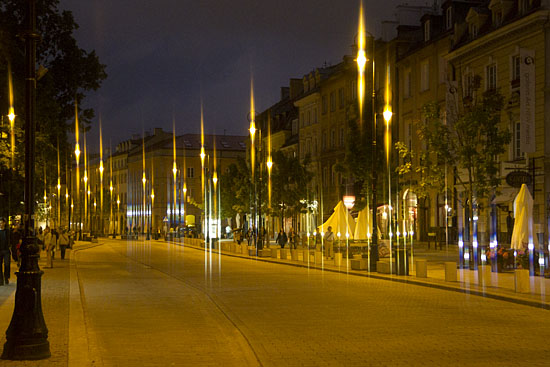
[491,189,518,205]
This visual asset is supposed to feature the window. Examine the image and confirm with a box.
[424,20,430,42]
[519,0,530,14]
[323,167,328,187]
[187,167,194,178]
[420,60,430,91]
[338,88,345,109]
[307,111,311,126]
[439,56,447,84]
[322,132,327,150]
[351,80,357,100]
[300,113,304,127]
[514,121,521,159]
[331,130,335,148]
[470,23,478,38]
[493,11,502,27]
[464,73,473,97]
[340,127,344,147]
[314,138,317,154]
[322,95,328,114]
[512,55,520,81]
[313,108,317,123]
[330,92,336,112]
[486,64,496,91]
[446,7,453,30]
[404,69,411,98]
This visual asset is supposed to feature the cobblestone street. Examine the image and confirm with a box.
[2,238,548,366]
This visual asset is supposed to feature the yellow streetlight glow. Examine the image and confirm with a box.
[183,187,187,194]
[357,50,367,72]
[8,106,15,124]
[44,195,47,201]
[117,198,121,205]
[383,108,393,123]
[75,144,81,160]
[65,193,69,199]
[83,174,88,183]
[110,184,113,192]
[249,123,256,137]
[87,190,91,196]
[150,193,155,200]
[173,162,177,176]
[99,160,104,174]
[213,173,218,185]
[57,183,61,191]
[266,157,273,170]
[142,175,146,185]
[200,147,206,162]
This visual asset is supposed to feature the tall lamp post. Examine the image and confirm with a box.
[2,0,51,360]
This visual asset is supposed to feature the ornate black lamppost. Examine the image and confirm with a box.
[2,0,51,360]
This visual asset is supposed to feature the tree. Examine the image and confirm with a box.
[397,82,511,243]
[0,0,107,218]
[271,150,313,229]
[220,157,251,220]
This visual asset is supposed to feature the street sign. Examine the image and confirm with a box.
[505,171,531,188]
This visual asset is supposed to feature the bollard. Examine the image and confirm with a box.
[280,248,288,260]
[334,253,343,267]
[444,261,457,282]
[241,244,248,256]
[477,265,491,286]
[291,249,299,261]
[270,248,278,259]
[514,269,530,293]
[416,259,428,278]
[303,249,309,263]
[315,251,323,264]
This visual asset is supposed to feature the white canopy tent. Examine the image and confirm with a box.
[318,201,355,239]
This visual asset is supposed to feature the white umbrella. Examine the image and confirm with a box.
[511,184,537,250]
[354,205,370,240]
[318,201,355,238]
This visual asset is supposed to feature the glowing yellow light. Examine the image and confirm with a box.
[44,195,47,201]
[117,199,121,205]
[213,172,218,185]
[357,50,367,72]
[99,160,104,174]
[266,157,273,170]
[200,147,206,161]
[142,175,146,185]
[383,108,393,123]
[337,232,341,238]
[57,183,61,191]
[87,190,91,195]
[249,123,256,138]
[110,184,113,192]
[150,193,155,199]
[8,106,15,124]
[71,204,74,209]
[94,202,96,207]
[75,144,81,160]
[83,175,88,183]
[173,162,177,176]
[183,187,187,193]
[65,193,69,199]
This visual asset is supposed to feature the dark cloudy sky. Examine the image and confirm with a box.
[58,0,429,149]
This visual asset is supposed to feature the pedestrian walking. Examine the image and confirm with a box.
[324,226,335,259]
[0,218,11,285]
[59,228,69,260]
[506,211,514,244]
[44,226,55,268]
[11,223,23,267]
[276,228,288,248]
[314,228,322,250]
[288,228,297,249]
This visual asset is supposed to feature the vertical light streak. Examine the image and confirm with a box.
[200,103,206,239]
[74,101,80,228]
[173,117,177,229]
[267,112,272,239]
[110,141,113,235]
[7,62,16,168]
[99,117,104,234]
[384,62,393,274]
[357,3,366,129]
[151,156,155,234]
[142,134,146,237]
[213,137,218,240]
[84,131,88,232]
[57,138,61,228]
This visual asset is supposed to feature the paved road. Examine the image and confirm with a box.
[73,239,549,366]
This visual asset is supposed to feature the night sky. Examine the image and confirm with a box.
[58,0,420,149]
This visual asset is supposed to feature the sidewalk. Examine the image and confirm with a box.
[0,242,97,367]
[175,238,550,310]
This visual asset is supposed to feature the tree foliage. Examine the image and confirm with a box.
[397,83,511,216]
[0,0,106,217]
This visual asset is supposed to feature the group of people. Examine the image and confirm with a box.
[36,226,72,268]
[0,217,74,287]
[275,226,336,259]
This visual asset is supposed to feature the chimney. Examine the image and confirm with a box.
[289,78,303,99]
[154,127,163,136]
[280,87,290,101]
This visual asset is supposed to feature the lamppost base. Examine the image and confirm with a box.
[1,239,50,361]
